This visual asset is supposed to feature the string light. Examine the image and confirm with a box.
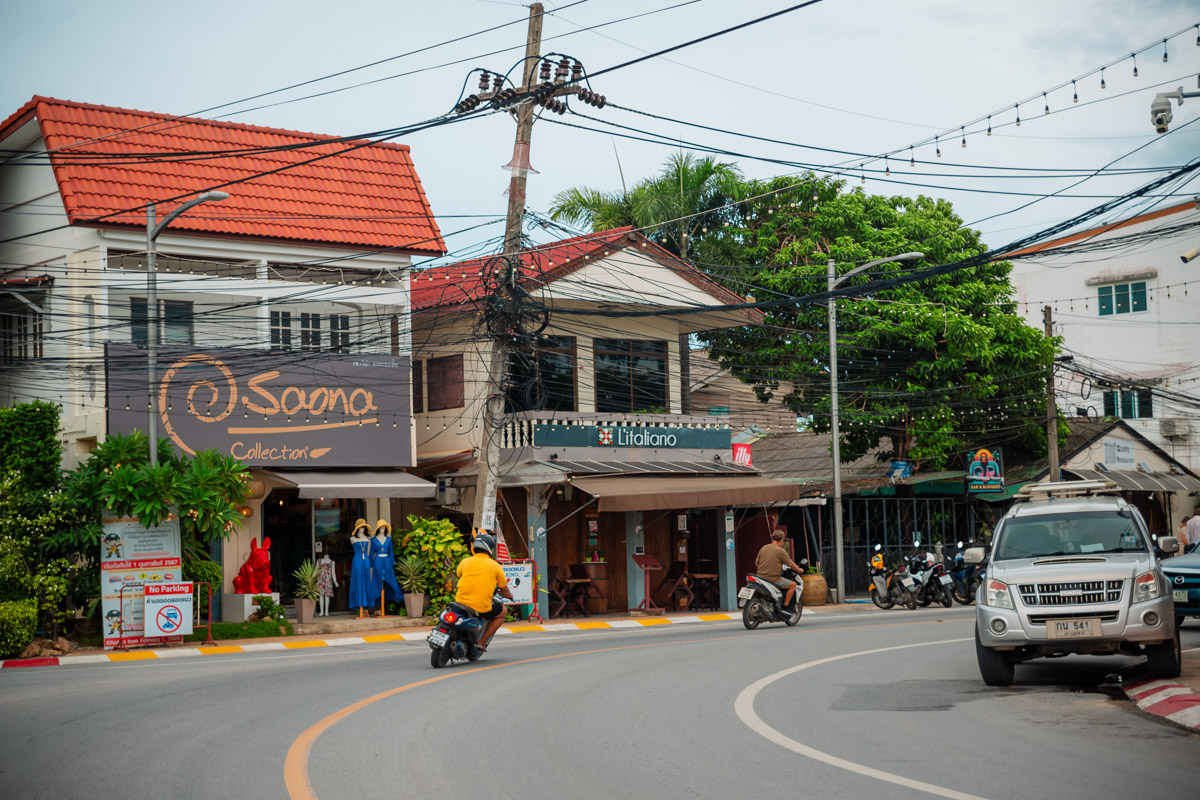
[986,115,992,136]
[860,164,866,183]
[884,156,890,176]
[1072,80,1078,103]
[1015,103,1021,127]
[960,126,966,148]
[935,136,941,158]
[909,146,915,167]
[1162,38,1168,62]
[1043,92,1050,115]
[1100,68,1106,89]
[1131,53,1138,77]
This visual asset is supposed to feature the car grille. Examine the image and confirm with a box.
[1163,573,1200,590]
[1018,581,1123,606]
[1027,611,1120,625]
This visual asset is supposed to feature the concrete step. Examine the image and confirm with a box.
[292,615,432,635]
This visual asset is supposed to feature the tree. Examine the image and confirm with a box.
[701,175,1058,469]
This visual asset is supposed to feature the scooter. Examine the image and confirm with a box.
[906,539,953,608]
[960,539,989,602]
[948,548,972,605]
[739,562,806,629]
[867,545,917,610]
[428,598,493,668]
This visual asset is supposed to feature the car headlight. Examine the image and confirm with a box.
[1133,572,1162,604]
[984,579,1013,609]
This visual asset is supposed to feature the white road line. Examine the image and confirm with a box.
[734,637,981,800]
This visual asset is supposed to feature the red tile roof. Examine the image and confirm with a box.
[411,227,752,313]
[0,96,445,255]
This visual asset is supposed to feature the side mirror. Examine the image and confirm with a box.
[1158,536,1180,554]
[800,558,809,566]
[964,547,986,564]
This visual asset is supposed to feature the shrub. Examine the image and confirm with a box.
[400,515,468,613]
[252,595,285,622]
[0,599,37,657]
[292,560,320,601]
[184,559,223,619]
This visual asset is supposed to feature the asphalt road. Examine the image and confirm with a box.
[1,607,1196,800]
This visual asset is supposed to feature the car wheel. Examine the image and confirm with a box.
[1147,629,1181,680]
[976,627,1015,686]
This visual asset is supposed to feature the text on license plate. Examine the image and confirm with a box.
[1174,590,1188,603]
[901,577,915,588]
[1046,618,1101,639]
[428,629,449,647]
[738,586,755,600]
[939,575,953,585]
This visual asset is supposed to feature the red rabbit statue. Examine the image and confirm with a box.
[232,537,273,594]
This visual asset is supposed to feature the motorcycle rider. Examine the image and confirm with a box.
[755,529,802,610]
[454,533,513,652]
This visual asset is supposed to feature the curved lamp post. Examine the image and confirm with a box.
[827,251,923,602]
[146,191,229,465]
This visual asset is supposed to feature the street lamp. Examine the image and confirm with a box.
[145,191,229,465]
[827,251,923,603]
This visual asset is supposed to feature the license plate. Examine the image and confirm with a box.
[1175,590,1188,603]
[939,575,953,585]
[738,586,755,600]
[428,629,449,647]
[1046,618,1101,639]
[901,577,915,588]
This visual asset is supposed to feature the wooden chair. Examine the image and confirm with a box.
[565,563,599,618]
[546,565,569,619]
[654,561,694,611]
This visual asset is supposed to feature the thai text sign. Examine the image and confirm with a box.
[105,344,412,467]
[143,583,194,637]
[965,447,1004,494]
[501,561,535,605]
[534,424,730,449]
[100,515,183,649]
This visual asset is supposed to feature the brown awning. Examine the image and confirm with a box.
[570,475,800,512]
[258,469,436,499]
[1065,468,1200,493]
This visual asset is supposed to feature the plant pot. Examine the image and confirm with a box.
[404,592,427,619]
[295,598,316,624]
[801,574,827,606]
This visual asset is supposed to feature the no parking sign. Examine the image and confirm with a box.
[143,583,194,637]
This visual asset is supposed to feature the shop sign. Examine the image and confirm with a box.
[100,515,183,649]
[1103,439,1136,469]
[105,344,412,468]
[533,424,729,449]
[501,562,534,605]
[732,443,752,466]
[143,583,194,637]
[965,448,1004,494]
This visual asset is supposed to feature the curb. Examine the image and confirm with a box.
[1124,677,1200,731]
[0,612,744,668]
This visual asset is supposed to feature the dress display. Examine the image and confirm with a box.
[317,559,335,598]
[349,536,373,609]
[369,522,403,604]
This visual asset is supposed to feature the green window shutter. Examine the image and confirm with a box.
[1102,390,1116,417]
[1137,389,1153,418]
[1120,390,1135,419]
[1130,282,1147,312]
[1114,283,1130,314]
[1098,286,1113,316]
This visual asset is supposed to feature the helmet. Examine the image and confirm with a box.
[472,534,496,557]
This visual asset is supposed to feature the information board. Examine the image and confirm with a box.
[501,561,535,605]
[143,583,194,637]
[100,516,183,649]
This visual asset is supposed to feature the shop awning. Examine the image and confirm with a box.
[259,469,436,499]
[571,475,800,512]
[1065,468,1200,493]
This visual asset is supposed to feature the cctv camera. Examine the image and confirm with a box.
[1151,96,1173,134]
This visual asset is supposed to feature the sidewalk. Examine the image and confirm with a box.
[1,600,889,668]
[1122,645,1200,732]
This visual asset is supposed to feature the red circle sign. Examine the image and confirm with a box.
[156,605,182,633]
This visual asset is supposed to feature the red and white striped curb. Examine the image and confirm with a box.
[1124,677,1200,730]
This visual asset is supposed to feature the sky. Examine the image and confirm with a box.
[3,0,1198,262]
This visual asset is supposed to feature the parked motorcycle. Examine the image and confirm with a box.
[955,539,988,604]
[906,539,953,608]
[948,548,972,605]
[739,562,806,629]
[428,599,491,668]
[867,545,917,610]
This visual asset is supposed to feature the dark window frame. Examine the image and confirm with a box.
[506,336,577,413]
[270,310,293,351]
[329,313,351,353]
[162,300,194,345]
[428,354,465,411]
[299,312,322,351]
[1097,281,1148,316]
[412,360,424,414]
[593,338,669,414]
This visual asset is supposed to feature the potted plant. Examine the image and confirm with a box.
[292,559,320,623]
[800,562,828,607]
[395,555,429,619]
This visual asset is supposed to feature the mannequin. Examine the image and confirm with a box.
[349,519,373,617]
[317,551,338,616]
[369,518,403,616]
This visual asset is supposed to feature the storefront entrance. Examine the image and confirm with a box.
[262,488,363,609]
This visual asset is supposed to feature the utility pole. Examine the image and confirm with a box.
[1044,305,1060,482]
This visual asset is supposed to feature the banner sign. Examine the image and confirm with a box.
[534,424,729,450]
[100,516,183,649]
[143,583,194,637]
[1103,439,1136,469]
[105,344,413,467]
[732,443,752,466]
[965,447,1004,494]
[501,561,535,605]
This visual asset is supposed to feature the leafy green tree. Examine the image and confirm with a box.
[701,176,1057,469]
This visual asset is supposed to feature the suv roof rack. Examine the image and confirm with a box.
[1016,479,1120,501]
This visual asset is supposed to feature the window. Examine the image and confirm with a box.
[594,339,668,413]
[427,355,464,411]
[270,310,292,351]
[506,336,576,412]
[300,313,322,351]
[329,314,351,353]
[1098,281,1147,316]
[412,360,424,414]
[0,304,44,364]
[162,300,193,345]
[131,297,149,346]
[82,296,95,349]
[1102,388,1153,419]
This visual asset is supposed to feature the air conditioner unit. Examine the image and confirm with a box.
[1161,418,1192,438]
[425,479,461,506]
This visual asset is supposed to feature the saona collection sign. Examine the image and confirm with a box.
[534,424,730,449]
[106,344,412,468]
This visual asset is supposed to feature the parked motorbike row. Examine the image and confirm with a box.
[868,539,989,610]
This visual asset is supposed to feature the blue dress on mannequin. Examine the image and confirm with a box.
[349,536,372,609]
[369,534,403,603]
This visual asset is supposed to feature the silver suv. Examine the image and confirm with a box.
[968,480,1181,686]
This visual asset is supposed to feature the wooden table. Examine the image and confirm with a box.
[690,573,720,611]
[577,562,608,614]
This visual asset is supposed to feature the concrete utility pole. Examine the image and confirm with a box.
[472,3,545,534]
[1044,305,1060,482]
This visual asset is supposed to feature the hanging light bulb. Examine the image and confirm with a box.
[1015,104,1021,127]
[884,156,890,176]
[1195,24,1199,46]
[1100,68,1106,89]
[1131,53,1138,77]
[986,116,992,136]
[1043,92,1049,115]
[909,146,915,167]
[935,136,941,157]
[1072,80,1078,103]
[960,126,966,148]
[1162,38,1168,62]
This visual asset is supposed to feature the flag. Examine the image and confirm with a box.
[496,529,511,562]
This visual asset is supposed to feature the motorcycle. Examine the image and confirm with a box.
[739,562,806,629]
[428,598,493,668]
[948,548,972,605]
[958,539,988,603]
[906,539,953,608]
[867,545,917,610]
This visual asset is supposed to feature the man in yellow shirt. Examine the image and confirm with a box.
[454,534,512,651]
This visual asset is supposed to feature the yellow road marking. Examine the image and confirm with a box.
[507,625,545,633]
[362,634,403,643]
[698,614,732,621]
[199,646,244,655]
[635,618,671,626]
[107,652,158,661]
[284,641,327,649]
[575,622,612,629]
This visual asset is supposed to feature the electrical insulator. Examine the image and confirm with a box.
[555,57,570,81]
[571,60,583,81]
[539,61,552,82]
[478,72,490,92]
[492,73,505,91]
[592,94,606,109]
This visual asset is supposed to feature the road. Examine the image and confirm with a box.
[1,607,1196,799]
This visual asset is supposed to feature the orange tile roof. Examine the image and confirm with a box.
[411,227,753,313]
[0,96,445,255]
